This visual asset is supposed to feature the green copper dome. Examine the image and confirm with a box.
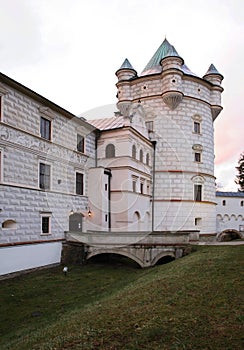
[141,38,183,76]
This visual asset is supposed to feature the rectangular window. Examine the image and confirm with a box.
[146,121,154,132]
[140,182,144,194]
[132,180,137,192]
[42,216,50,234]
[39,163,50,190]
[194,121,201,134]
[77,134,85,153]
[40,117,51,140]
[195,217,202,226]
[194,184,202,201]
[76,173,84,195]
[194,152,201,162]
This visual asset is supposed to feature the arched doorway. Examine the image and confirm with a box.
[69,213,84,232]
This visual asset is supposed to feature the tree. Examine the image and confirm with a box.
[235,153,244,191]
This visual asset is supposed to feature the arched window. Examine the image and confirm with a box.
[2,220,17,229]
[139,149,143,162]
[105,144,115,158]
[132,145,136,159]
[241,200,244,207]
[222,200,226,206]
[146,153,150,165]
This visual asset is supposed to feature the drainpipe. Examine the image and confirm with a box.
[151,141,157,232]
[104,168,112,232]
[95,131,100,167]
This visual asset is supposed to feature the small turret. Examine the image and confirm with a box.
[116,59,137,117]
[115,58,137,81]
[203,64,224,120]
[159,40,184,110]
[203,64,223,85]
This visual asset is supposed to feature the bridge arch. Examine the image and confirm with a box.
[86,249,144,268]
[217,229,243,242]
[151,251,175,266]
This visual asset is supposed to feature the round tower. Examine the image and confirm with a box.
[115,38,224,238]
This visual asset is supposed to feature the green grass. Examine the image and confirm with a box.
[0,246,243,349]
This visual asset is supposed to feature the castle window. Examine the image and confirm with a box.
[39,163,50,190]
[140,182,144,194]
[146,121,154,133]
[40,117,51,140]
[222,200,226,206]
[241,201,243,207]
[132,145,136,159]
[105,144,115,158]
[195,218,202,226]
[146,153,150,166]
[193,121,201,134]
[76,172,84,195]
[77,134,85,153]
[40,213,52,235]
[132,176,138,192]
[194,152,201,162]
[194,184,202,201]
[139,149,143,162]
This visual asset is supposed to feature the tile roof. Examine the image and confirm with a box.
[216,191,244,197]
[89,116,125,130]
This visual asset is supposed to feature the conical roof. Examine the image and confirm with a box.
[141,38,183,76]
[204,64,222,77]
[118,58,135,71]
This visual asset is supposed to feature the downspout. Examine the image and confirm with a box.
[151,141,157,232]
[104,168,112,232]
[95,130,100,167]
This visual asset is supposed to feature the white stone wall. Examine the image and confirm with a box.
[0,242,62,276]
[216,193,244,235]
[116,62,222,235]
[91,127,152,231]
[0,78,96,249]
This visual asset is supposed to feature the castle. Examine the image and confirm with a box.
[0,38,243,275]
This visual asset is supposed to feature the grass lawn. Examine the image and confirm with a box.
[0,246,243,349]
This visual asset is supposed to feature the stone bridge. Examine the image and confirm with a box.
[64,231,197,268]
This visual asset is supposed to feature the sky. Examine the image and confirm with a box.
[0,0,243,191]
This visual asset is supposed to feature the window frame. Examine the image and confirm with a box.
[105,143,115,158]
[193,121,201,134]
[132,144,136,159]
[194,184,202,202]
[77,134,85,153]
[139,149,143,163]
[40,116,51,141]
[76,172,84,195]
[40,213,52,235]
[39,162,51,190]
[194,152,201,163]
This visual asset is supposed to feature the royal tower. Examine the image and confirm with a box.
[116,38,223,237]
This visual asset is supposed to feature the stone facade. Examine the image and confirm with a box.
[0,73,96,275]
[115,39,223,236]
[216,192,244,239]
[1,38,242,276]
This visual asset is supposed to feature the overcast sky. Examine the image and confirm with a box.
[0,0,243,191]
